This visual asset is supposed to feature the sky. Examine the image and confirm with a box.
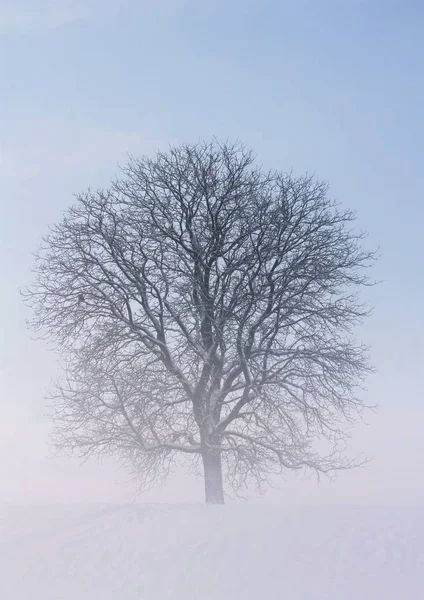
[1,0,423,505]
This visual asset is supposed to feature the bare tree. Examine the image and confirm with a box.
[25,141,375,504]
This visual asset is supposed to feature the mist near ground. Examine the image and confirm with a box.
[2,401,424,506]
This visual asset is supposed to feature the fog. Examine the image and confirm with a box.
[1,1,423,597]
[2,399,424,506]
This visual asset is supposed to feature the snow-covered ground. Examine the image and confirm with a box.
[1,504,423,599]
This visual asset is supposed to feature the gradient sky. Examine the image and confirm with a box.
[1,0,423,505]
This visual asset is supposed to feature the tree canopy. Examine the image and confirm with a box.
[25,141,375,503]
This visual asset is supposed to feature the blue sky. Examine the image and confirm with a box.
[1,0,423,504]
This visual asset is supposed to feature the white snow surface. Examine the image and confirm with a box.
[1,504,423,599]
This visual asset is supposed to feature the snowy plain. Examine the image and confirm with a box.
[1,503,423,600]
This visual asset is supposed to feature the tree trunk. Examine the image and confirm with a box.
[202,449,225,504]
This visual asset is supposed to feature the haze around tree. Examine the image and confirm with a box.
[25,141,376,504]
